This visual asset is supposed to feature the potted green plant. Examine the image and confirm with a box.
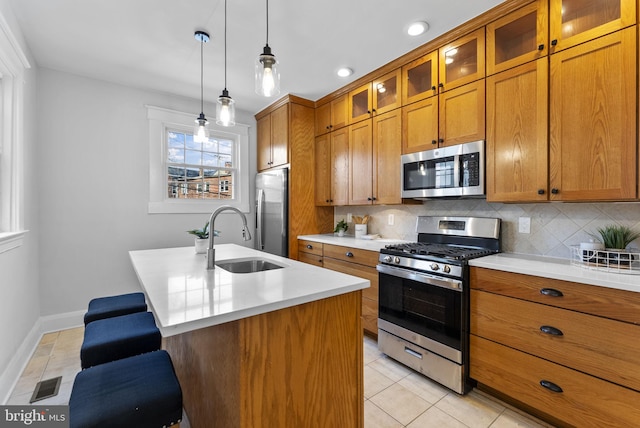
[594,225,640,267]
[187,222,220,254]
[334,219,348,237]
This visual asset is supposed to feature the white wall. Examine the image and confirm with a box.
[36,68,257,318]
[0,0,40,403]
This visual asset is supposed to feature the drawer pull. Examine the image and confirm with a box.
[540,288,563,297]
[346,252,354,257]
[404,347,423,359]
[540,325,564,336]
[539,380,563,393]
[306,244,313,249]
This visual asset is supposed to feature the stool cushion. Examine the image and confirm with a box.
[81,312,161,369]
[84,292,147,325]
[70,350,182,428]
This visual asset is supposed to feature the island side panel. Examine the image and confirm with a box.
[164,321,242,428]
[240,290,364,428]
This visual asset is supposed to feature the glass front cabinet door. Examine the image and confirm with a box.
[438,28,485,92]
[402,51,439,105]
[486,0,549,75]
[549,0,636,53]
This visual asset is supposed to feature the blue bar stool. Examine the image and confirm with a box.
[70,350,183,428]
[80,311,161,369]
[84,292,147,325]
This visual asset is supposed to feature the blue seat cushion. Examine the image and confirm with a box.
[70,350,182,428]
[81,312,161,369]
[84,292,147,325]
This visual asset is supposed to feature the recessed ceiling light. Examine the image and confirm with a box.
[337,67,353,77]
[407,21,429,36]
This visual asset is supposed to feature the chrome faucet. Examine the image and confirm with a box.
[207,205,252,269]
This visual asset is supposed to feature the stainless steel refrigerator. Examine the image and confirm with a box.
[255,168,288,257]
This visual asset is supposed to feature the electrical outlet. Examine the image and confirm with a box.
[388,214,394,226]
[518,217,531,234]
[347,213,352,223]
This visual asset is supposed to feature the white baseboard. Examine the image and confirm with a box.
[0,310,84,404]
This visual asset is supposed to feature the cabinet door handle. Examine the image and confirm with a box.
[431,85,437,92]
[540,380,563,393]
[346,252,354,257]
[551,188,559,194]
[538,44,545,51]
[306,244,313,249]
[438,138,444,143]
[438,82,444,90]
[550,39,558,46]
[537,189,545,195]
[540,325,564,336]
[540,288,563,297]
[432,140,437,145]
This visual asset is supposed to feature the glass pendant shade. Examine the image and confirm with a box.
[255,44,280,97]
[194,112,210,143]
[216,89,236,127]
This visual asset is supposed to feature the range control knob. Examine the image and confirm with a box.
[383,256,393,263]
[430,263,440,271]
[443,265,451,274]
[394,257,401,264]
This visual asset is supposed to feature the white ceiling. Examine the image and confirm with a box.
[8,0,504,115]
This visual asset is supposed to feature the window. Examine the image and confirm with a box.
[147,106,250,214]
[0,15,31,253]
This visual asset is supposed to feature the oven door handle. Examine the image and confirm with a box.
[376,264,463,292]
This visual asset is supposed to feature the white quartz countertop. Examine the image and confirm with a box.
[298,234,408,252]
[129,244,370,336]
[470,253,640,293]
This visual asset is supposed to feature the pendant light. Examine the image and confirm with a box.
[193,30,210,143]
[255,0,280,97]
[216,0,235,126]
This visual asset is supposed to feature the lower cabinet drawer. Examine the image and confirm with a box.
[470,335,640,427]
[323,244,379,265]
[298,251,323,267]
[298,240,323,256]
[471,290,640,391]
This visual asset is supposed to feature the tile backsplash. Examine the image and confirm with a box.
[335,200,640,260]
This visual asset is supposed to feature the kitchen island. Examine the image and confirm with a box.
[129,244,368,428]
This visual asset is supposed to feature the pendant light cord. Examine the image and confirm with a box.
[200,35,204,113]
[265,0,269,46]
[224,0,228,91]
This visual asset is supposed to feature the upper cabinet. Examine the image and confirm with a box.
[402,50,439,105]
[348,69,401,124]
[315,94,348,136]
[486,0,549,75]
[257,103,288,171]
[549,0,636,53]
[438,28,485,92]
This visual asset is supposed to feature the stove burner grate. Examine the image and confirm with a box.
[383,243,495,260]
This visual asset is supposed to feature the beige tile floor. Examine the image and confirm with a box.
[7,328,554,428]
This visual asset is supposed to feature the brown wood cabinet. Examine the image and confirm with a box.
[549,0,636,54]
[323,243,380,336]
[256,96,334,259]
[296,240,380,336]
[401,51,439,105]
[315,94,349,136]
[438,28,485,92]
[331,127,350,206]
[486,58,548,202]
[348,69,401,124]
[470,267,640,427]
[438,80,485,147]
[549,27,636,201]
[257,103,288,171]
[402,97,439,153]
[314,133,331,206]
[486,0,548,76]
[349,110,401,205]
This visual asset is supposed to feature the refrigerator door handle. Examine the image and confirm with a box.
[256,188,265,250]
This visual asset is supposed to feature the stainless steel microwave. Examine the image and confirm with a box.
[401,140,485,199]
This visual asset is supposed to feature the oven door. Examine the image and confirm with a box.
[377,264,466,363]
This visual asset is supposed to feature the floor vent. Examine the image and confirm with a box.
[30,376,62,403]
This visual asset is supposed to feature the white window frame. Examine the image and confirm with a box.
[147,105,250,214]
[0,13,30,253]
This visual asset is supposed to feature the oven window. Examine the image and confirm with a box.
[378,272,462,351]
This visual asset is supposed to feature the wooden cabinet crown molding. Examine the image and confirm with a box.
[255,94,315,120]
[314,0,535,108]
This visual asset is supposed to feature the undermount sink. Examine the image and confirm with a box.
[216,257,285,274]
